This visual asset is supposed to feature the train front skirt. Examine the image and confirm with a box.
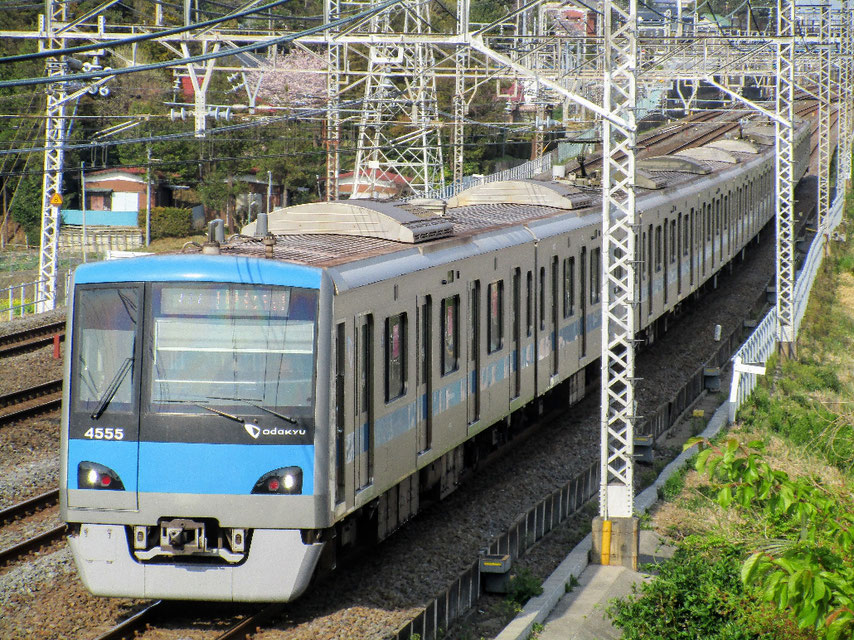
[68,525,324,602]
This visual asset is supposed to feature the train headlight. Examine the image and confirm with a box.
[251,466,303,495]
[77,461,125,490]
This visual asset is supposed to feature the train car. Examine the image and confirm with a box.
[60,117,811,602]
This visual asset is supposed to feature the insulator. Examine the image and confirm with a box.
[98,86,110,97]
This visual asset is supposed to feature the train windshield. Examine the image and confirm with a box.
[72,286,141,416]
[147,283,318,415]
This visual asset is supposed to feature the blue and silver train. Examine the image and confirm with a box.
[60,118,811,601]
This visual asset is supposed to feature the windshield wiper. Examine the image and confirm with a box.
[207,396,298,424]
[193,403,245,424]
[91,358,134,420]
[243,400,298,424]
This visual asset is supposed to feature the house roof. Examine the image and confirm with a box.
[338,168,411,186]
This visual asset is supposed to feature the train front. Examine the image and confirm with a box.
[60,254,330,602]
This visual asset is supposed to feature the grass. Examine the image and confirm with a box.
[136,234,207,253]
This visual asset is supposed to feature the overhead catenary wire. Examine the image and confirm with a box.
[0,0,401,90]
[0,0,294,66]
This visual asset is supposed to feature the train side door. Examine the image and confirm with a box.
[354,314,374,491]
[467,280,481,426]
[415,295,433,454]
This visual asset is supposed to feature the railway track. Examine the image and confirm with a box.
[561,100,820,176]
[0,489,65,567]
[0,378,62,426]
[92,601,286,640]
[0,320,65,358]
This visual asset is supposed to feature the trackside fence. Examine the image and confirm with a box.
[636,312,750,441]
[392,461,599,640]
[729,194,846,421]
[1,271,71,321]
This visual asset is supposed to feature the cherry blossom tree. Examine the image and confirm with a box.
[249,48,327,107]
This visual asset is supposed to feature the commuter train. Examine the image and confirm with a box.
[60,118,811,601]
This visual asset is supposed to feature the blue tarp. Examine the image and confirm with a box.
[62,210,139,227]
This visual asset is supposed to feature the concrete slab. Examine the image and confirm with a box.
[537,531,674,640]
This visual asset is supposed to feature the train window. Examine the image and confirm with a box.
[682,214,689,257]
[335,323,346,504]
[384,313,407,402]
[441,295,459,375]
[512,268,520,340]
[669,220,676,263]
[563,257,575,318]
[147,284,318,418]
[641,232,647,281]
[705,203,711,241]
[358,317,373,420]
[71,285,141,416]
[487,281,504,353]
[590,248,601,304]
[654,226,662,273]
[539,267,546,331]
[526,271,533,337]
[723,195,729,229]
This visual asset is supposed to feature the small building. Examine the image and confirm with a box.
[337,169,413,200]
[82,167,154,214]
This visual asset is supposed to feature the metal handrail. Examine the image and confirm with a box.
[729,193,846,421]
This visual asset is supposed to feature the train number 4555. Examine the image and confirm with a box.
[83,427,125,440]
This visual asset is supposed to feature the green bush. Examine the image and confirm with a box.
[506,568,543,608]
[140,207,192,240]
[608,539,814,640]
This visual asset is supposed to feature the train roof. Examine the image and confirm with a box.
[189,116,806,283]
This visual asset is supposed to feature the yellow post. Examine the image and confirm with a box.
[600,519,611,565]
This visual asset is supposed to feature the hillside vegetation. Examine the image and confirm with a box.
[609,194,854,640]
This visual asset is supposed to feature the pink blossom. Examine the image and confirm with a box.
[249,49,327,106]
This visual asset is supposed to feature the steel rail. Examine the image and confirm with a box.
[0,320,65,358]
[214,604,287,640]
[0,523,66,566]
[91,601,166,640]
[0,379,63,426]
[0,489,59,524]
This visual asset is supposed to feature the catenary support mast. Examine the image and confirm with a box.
[599,0,639,525]
[775,0,797,357]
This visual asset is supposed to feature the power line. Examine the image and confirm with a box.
[0,0,294,65]
[0,0,400,90]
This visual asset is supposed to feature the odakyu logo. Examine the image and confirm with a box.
[244,423,307,439]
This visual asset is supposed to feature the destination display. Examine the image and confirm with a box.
[159,286,291,317]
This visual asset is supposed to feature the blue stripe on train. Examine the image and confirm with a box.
[67,439,315,495]
[138,442,315,494]
[67,439,139,491]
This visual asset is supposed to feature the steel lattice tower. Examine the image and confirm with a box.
[599,0,639,521]
[817,4,832,233]
[775,0,797,356]
[36,0,68,313]
[349,1,444,198]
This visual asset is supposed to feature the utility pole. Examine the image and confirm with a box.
[80,161,87,262]
[145,146,151,246]
[36,0,68,313]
